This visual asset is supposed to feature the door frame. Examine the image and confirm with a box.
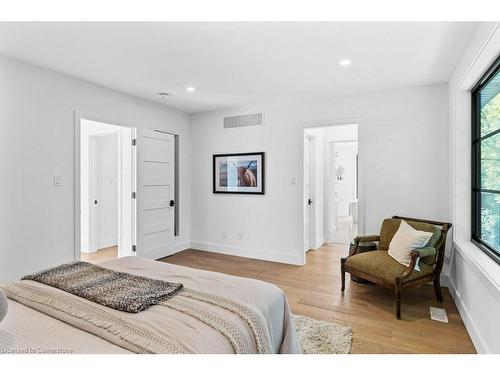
[300,118,366,265]
[73,111,136,261]
[87,134,98,252]
[303,134,317,253]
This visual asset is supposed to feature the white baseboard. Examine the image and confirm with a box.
[189,241,303,265]
[80,248,97,254]
[445,275,488,353]
[149,240,190,260]
[441,240,500,354]
[98,238,117,250]
[80,239,117,254]
[315,236,325,249]
[440,273,451,288]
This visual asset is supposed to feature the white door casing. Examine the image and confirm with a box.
[304,137,311,251]
[303,135,316,252]
[88,135,98,252]
[134,129,175,259]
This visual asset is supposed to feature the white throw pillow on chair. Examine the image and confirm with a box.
[388,220,433,270]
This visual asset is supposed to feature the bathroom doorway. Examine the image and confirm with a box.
[302,122,360,256]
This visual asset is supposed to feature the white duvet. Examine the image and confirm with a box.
[0,256,300,354]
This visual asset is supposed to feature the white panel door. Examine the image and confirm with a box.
[135,129,175,259]
[119,126,134,258]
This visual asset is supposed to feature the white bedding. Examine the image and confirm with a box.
[0,256,300,354]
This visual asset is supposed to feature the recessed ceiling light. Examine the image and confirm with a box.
[157,92,171,100]
[186,86,196,92]
[339,59,352,67]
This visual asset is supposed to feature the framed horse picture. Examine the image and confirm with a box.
[213,152,265,194]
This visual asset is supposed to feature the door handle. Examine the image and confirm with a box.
[169,200,175,207]
[308,198,313,205]
[94,200,98,205]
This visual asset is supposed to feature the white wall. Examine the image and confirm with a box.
[0,55,191,282]
[189,84,451,265]
[446,22,500,353]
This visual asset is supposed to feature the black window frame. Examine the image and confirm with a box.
[471,53,500,265]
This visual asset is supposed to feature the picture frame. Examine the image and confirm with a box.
[213,152,265,194]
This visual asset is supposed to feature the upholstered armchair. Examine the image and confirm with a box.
[340,216,452,319]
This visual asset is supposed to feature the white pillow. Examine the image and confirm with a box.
[388,220,433,269]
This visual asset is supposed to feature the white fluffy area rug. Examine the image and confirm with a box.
[291,314,353,354]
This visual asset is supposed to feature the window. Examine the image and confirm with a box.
[472,54,500,264]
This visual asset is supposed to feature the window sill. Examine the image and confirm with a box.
[471,238,500,265]
[453,237,500,299]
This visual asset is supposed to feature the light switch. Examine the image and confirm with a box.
[53,176,62,186]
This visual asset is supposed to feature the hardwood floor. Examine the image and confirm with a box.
[160,243,476,354]
[81,246,117,263]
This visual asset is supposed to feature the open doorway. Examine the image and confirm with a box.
[79,119,134,263]
[303,123,360,255]
[76,118,179,263]
[328,138,358,244]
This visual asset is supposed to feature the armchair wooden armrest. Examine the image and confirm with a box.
[355,234,380,243]
[398,250,419,281]
[348,235,380,256]
[398,247,436,281]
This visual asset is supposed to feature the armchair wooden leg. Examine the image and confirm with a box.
[433,277,443,302]
[340,258,346,292]
[395,280,402,320]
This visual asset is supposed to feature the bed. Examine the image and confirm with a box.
[0,256,300,354]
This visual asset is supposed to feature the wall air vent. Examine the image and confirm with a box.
[223,112,264,129]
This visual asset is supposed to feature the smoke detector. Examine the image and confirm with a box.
[157,92,171,100]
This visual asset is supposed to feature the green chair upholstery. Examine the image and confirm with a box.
[340,216,452,319]
[345,251,434,283]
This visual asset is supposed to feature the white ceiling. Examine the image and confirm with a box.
[0,22,478,113]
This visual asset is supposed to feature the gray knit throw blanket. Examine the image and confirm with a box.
[22,261,183,313]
